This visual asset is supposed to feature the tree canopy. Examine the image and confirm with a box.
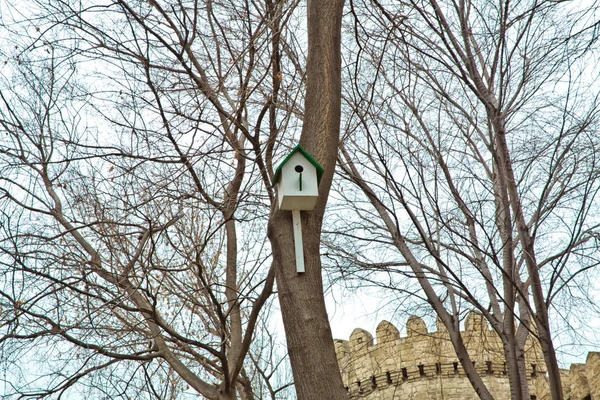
[1,0,599,399]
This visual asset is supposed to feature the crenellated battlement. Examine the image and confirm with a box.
[334,312,548,399]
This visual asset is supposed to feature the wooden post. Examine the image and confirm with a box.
[292,210,305,273]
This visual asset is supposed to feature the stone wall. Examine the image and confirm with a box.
[334,312,600,400]
[562,352,600,400]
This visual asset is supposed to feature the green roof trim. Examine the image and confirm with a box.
[273,145,325,185]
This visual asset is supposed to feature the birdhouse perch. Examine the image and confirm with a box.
[274,145,324,273]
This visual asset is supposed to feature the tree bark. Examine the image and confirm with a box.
[267,0,347,399]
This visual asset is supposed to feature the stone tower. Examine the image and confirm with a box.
[334,312,600,400]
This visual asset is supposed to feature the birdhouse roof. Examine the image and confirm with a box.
[273,145,325,185]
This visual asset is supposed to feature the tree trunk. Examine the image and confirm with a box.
[491,111,564,400]
[267,0,347,399]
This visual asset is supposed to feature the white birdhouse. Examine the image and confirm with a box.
[273,145,324,273]
[274,145,324,211]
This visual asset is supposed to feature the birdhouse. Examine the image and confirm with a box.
[273,145,325,273]
[274,145,324,211]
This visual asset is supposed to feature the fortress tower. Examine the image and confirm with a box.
[334,312,600,400]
